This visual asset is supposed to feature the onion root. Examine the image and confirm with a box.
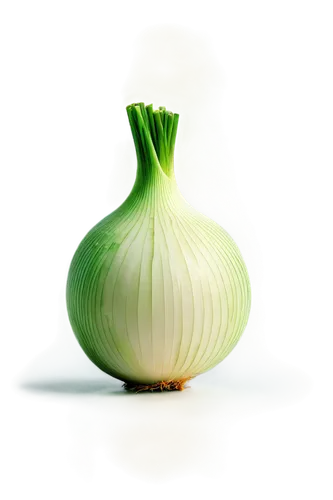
[123,377,193,393]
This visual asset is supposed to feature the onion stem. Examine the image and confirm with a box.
[126,103,179,181]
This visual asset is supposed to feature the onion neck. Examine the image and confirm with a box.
[127,102,179,188]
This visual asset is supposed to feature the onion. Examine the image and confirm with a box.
[66,103,251,391]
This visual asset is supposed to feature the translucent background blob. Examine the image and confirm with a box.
[107,24,261,291]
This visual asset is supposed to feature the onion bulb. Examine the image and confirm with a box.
[66,103,251,391]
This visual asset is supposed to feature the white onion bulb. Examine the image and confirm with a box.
[66,103,251,391]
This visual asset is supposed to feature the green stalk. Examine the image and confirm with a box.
[126,103,179,182]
